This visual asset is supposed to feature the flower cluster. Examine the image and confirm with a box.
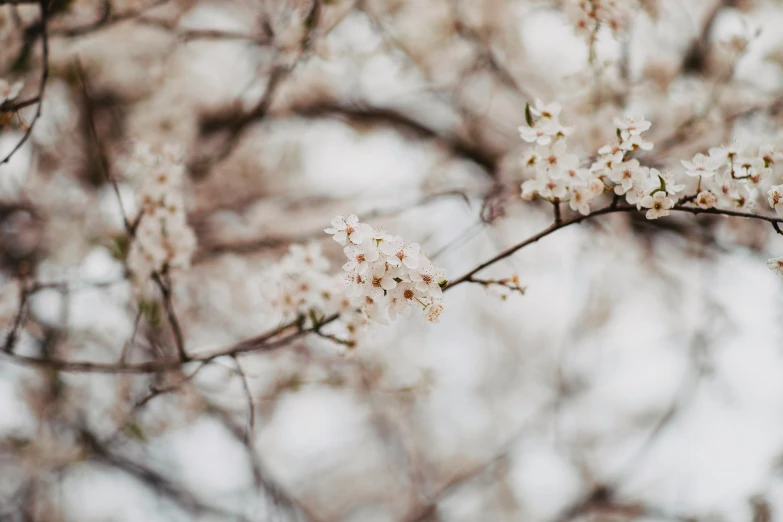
[680,143,781,213]
[0,78,23,106]
[595,116,685,219]
[519,101,783,280]
[124,144,197,291]
[262,242,350,326]
[326,214,447,324]
[520,102,688,219]
[520,99,604,216]
[564,0,639,38]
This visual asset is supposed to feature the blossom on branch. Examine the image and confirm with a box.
[123,144,197,293]
[328,214,447,325]
[0,79,23,106]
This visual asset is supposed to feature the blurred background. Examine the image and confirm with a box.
[3,0,783,520]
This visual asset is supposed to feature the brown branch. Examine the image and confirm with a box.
[4,198,783,373]
[447,0,532,103]
[49,0,169,38]
[193,190,478,263]
[79,427,250,520]
[0,317,313,372]
[151,270,189,361]
[0,96,40,112]
[233,356,256,444]
[189,0,326,176]
[445,202,783,290]
[74,58,134,233]
[133,362,206,407]
[291,101,499,174]
[2,278,30,354]
[0,0,48,166]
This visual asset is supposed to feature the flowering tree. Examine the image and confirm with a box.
[2,0,783,520]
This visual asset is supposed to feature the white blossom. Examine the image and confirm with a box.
[425,301,445,323]
[0,79,23,105]
[681,153,722,178]
[696,190,717,209]
[325,214,370,246]
[640,191,674,219]
[125,143,196,293]
[768,185,783,216]
[325,214,448,326]
[767,257,783,276]
[569,184,593,215]
[381,236,421,269]
[614,115,652,139]
[342,242,380,274]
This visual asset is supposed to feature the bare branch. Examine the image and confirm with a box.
[0,0,49,166]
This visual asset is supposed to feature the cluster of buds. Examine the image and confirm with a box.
[262,242,350,326]
[124,144,197,291]
[564,0,639,38]
[325,214,447,324]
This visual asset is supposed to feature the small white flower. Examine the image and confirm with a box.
[537,175,568,200]
[521,177,543,200]
[592,149,624,175]
[342,242,380,274]
[696,190,717,209]
[620,132,654,152]
[569,184,592,215]
[640,191,674,219]
[426,301,445,323]
[359,293,389,325]
[659,169,685,195]
[343,270,368,299]
[388,282,418,319]
[681,153,722,178]
[368,260,398,291]
[609,159,642,194]
[536,141,580,180]
[410,259,446,297]
[624,184,647,208]
[709,141,742,162]
[0,79,23,105]
[767,257,783,276]
[613,115,652,138]
[325,214,368,245]
[381,236,421,269]
[531,99,563,119]
[519,122,555,145]
[759,145,783,167]
[768,185,783,216]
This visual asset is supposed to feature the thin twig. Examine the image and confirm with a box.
[49,0,169,37]
[151,270,189,361]
[233,356,256,444]
[74,58,134,233]
[0,96,40,112]
[4,199,783,373]
[0,0,48,166]
[2,279,29,354]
